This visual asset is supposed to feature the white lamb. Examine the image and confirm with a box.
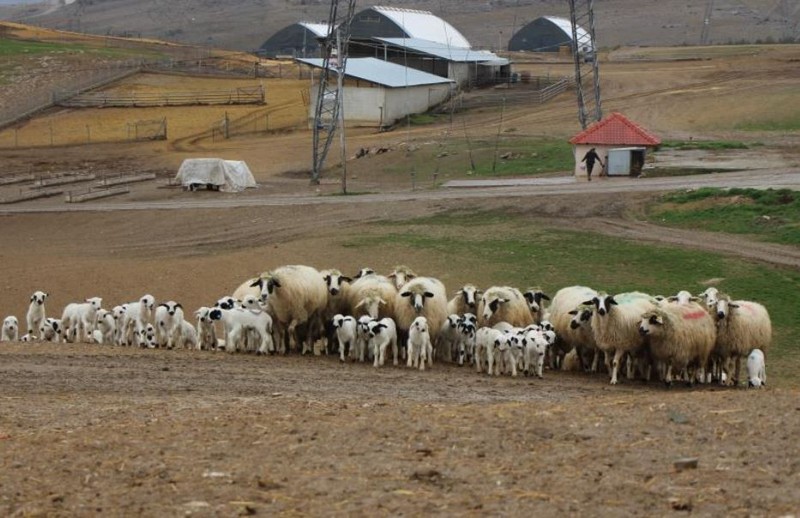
[2,316,19,342]
[92,310,115,345]
[120,295,155,346]
[61,297,103,343]
[332,314,358,362]
[154,301,184,349]
[321,269,353,354]
[209,307,274,354]
[584,292,657,385]
[39,317,62,343]
[407,316,433,371]
[194,307,218,351]
[522,327,551,378]
[477,286,534,329]
[355,315,373,363]
[395,276,448,347]
[111,305,128,345]
[446,284,481,316]
[173,320,199,350]
[435,314,462,362]
[252,265,328,354]
[713,295,772,386]
[638,302,716,386]
[456,317,477,366]
[746,349,766,388]
[137,324,157,349]
[26,290,49,338]
[475,327,509,375]
[367,317,398,368]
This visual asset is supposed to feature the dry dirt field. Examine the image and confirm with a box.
[0,38,799,515]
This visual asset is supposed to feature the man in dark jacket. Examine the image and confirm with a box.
[581,147,604,181]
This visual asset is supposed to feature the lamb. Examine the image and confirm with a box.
[407,316,433,371]
[477,286,533,329]
[154,301,185,349]
[713,294,772,386]
[251,265,328,354]
[137,324,157,349]
[209,307,274,354]
[321,269,353,353]
[366,317,398,368]
[39,318,62,343]
[548,286,600,371]
[522,287,550,324]
[92,310,115,345]
[584,291,657,385]
[395,276,448,346]
[173,320,199,350]
[456,318,477,366]
[1,316,19,342]
[111,305,128,345]
[637,302,716,386]
[474,327,509,375]
[746,349,766,388]
[120,295,156,346]
[194,307,218,351]
[355,315,374,363]
[61,297,103,343]
[435,314,462,362]
[388,265,417,290]
[446,284,481,316]
[523,327,552,379]
[332,314,358,362]
[26,290,49,338]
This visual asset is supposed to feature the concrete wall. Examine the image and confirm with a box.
[383,84,452,123]
[448,62,470,87]
[573,144,611,180]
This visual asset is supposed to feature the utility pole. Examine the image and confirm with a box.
[568,0,602,129]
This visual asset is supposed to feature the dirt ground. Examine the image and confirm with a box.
[1,42,799,515]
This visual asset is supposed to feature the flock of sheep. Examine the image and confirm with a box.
[0,264,771,388]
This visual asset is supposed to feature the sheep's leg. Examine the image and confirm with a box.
[407,343,415,368]
[536,353,545,379]
[610,349,624,385]
[509,351,517,377]
[625,353,636,380]
[665,365,673,387]
[486,347,494,376]
[373,341,380,367]
[392,337,398,366]
[340,339,347,363]
[419,343,426,371]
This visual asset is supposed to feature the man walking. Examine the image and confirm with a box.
[581,147,604,181]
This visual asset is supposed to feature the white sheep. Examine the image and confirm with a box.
[395,276,448,347]
[713,295,772,386]
[387,265,417,291]
[746,349,766,388]
[549,285,600,371]
[20,333,36,342]
[367,317,398,368]
[120,295,155,346]
[194,307,218,351]
[38,317,62,343]
[2,316,19,342]
[137,324,157,349]
[667,290,700,306]
[252,265,328,354]
[353,267,376,279]
[407,316,433,371]
[475,327,508,375]
[26,290,49,338]
[477,286,533,329]
[638,302,716,386]
[699,287,720,311]
[321,269,353,354]
[332,314,358,362]
[435,314,461,362]
[174,320,199,350]
[61,297,103,343]
[154,301,184,349]
[92,310,115,345]
[522,287,550,324]
[111,305,128,345]
[355,315,373,363]
[348,274,398,320]
[446,284,481,316]
[209,307,274,354]
[522,327,551,379]
[585,292,657,385]
[456,317,477,366]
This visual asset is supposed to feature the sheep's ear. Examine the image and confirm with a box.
[424,291,434,299]
[648,314,663,326]
[158,303,168,308]
[581,299,594,307]
[175,303,183,310]
[406,273,416,280]
[387,272,396,279]
[608,297,618,306]
[30,295,34,302]
[250,279,263,288]
[323,275,331,283]
[540,294,550,301]
[690,296,701,302]
[568,309,578,315]
[341,276,352,283]
[271,279,282,289]
[667,296,677,302]
[730,303,740,308]
[379,298,387,306]
[400,291,411,298]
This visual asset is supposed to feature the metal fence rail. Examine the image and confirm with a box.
[59,85,265,108]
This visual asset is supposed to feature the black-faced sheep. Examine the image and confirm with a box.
[584,291,657,385]
[637,302,716,386]
[548,285,599,370]
[522,287,550,324]
[251,264,328,354]
[477,286,533,329]
[347,274,398,321]
[713,294,772,386]
[395,276,448,346]
[446,284,481,316]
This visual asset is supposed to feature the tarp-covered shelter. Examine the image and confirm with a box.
[569,112,661,179]
[349,6,471,49]
[508,16,593,53]
[175,159,257,192]
[258,22,330,58]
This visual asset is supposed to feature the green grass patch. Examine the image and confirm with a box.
[0,37,163,59]
[734,116,800,132]
[643,167,741,178]
[345,209,800,385]
[659,140,755,151]
[647,188,800,245]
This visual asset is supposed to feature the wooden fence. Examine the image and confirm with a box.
[59,85,265,108]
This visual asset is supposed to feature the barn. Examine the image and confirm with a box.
[258,22,330,58]
[297,57,454,128]
[508,16,592,53]
[569,112,661,180]
[349,6,471,49]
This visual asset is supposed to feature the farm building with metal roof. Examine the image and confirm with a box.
[508,16,593,53]
[569,112,661,179]
[350,6,471,49]
[297,57,454,128]
[258,22,330,58]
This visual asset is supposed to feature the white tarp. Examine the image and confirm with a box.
[175,158,257,193]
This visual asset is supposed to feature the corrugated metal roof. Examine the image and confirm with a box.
[297,57,455,88]
[569,112,661,146]
[374,37,509,64]
[372,6,471,49]
[543,16,594,51]
[298,22,330,39]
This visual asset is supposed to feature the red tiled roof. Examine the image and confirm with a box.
[569,112,661,146]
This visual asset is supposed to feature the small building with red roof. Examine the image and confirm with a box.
[569,112,661,180]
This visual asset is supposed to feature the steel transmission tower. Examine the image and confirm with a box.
[310,0,357,186]
[568,0,602,129]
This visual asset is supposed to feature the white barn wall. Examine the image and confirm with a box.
[573,144,611,180]
[383,84,451,124]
